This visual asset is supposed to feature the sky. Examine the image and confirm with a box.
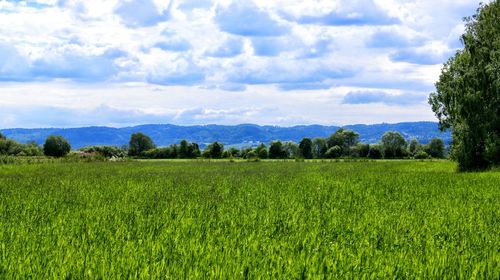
[0,0,482,128]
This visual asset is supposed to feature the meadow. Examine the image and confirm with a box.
[0,160,499,278]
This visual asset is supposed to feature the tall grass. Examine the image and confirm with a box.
[0,161,499,278]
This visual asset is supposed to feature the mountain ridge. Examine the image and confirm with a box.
[1,122,451,149]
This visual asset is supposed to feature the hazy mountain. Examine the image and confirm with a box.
[1,122,451,149]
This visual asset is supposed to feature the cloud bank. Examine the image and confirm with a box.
[0,0,482,127]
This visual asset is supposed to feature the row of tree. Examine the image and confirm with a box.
[125,130,445,160]
[0,130,445,160]
[0,133,71,157]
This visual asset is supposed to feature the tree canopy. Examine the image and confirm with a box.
[429,1,500,170]
[43,135,71,157]
[128,133,155,157]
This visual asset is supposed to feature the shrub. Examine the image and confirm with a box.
[368,145,383,159]
[43,136,71,157]
[324,146,342,159]
[414,151,430,159]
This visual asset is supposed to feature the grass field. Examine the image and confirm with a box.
[0,160,499,278]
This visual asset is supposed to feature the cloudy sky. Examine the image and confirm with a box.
[0,0,481,128]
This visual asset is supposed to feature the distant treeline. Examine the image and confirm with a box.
[1,129,446,160]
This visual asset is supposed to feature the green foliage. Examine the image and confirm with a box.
[408,138,422,156]
[244,150,258,160]
[178,140,200,159]
[327,129,360,156]
[141,147,177,159]
[349,143,370,158]
[268,141,286,159]
[429,1,500,170]
[381,132,407,158]
[43,135,71,157]
[312,138,328,158]
[282,142,299,158]
[204,142,224,159]
[414,151,430,160]
[324,145,342,158]
[255,144,268,159]
[425,138,446,159]
[222,147,239,159]
[368,145,383,159]
[0,132,5,140]
[79,145,127,158]
[299,138,313,159]
[0,161,498,278]
[128,133,155,157]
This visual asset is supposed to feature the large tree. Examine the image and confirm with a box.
[128,133,155,157]
[299,138,313,159]
[43,135,71,157]
[381,132,407,159]
[327,129,359,155]
[429,1,500,170]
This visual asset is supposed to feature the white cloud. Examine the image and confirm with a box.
[0,0,482,127]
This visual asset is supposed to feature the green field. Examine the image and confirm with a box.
[0,160,499,278]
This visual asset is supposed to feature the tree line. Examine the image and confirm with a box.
[429,1,499,170]
[2,129,445,160]
[0,129,445,160]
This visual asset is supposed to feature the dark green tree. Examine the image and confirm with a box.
[204,142,224,158]
[429,1,500,170]
[425,138,446,159]
[368,145,383,159]
[327,129,359,155]
[408,138,422,157]
[0,132,5,140]
[178,140,190,158]
[312,138,328,158]
[269,141,286,159]
[43,135,71,157]
[299,138,313,159]
[254,143,268,159]
[128,133,155,157]
[381,132,407,158]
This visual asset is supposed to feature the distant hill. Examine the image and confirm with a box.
[0,122,451,149]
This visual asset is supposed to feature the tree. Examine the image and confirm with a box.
[349,143,370,158]
[299,138,313,159]
[381,132,407,158]
[0,132,5,140]
[429,1,500,170]
[204,142,224,158]
[312,138,328,158]
[254,143,268,159]
[283,142,299,158]
[425,138,446,159]
[368,145,383,159]
[0,138,21,155]
[128,133,155,157]
[178,140,190,158]
[408,138,422,156]
[269,141,286,159]
[324,146,342,159]
[327,129,359,155]
[223,147,239,158]
[43,135,71,157]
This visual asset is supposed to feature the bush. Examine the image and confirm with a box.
[324,146,342,159]
[414,151,430,159]
[80,146,126,158]
[245,150,257,160]
[43,136,71,157]
[368,145,383,159]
